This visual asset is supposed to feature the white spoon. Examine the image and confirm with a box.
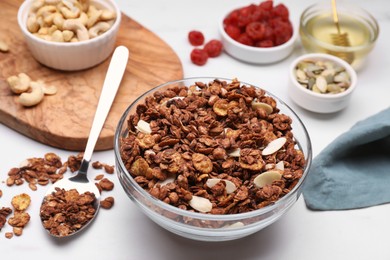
[40,46,129,237]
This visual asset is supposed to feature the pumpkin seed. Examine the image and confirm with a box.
[316,76,328,93]
[296,69,307,81]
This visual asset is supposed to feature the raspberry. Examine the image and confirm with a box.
[188,30,205,46]
[256,40,274,47]
[245,22,266,40]
[190,48,208,66]
[204,40,223,58]
[273,4,289,21]
[259,0,273,11]
[237,33,254,46]
[225,25,241,40]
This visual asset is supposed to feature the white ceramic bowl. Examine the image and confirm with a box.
[114,77,312,241]
[17,0,121,71]
[219,4,298,64]
[288,53,358,113]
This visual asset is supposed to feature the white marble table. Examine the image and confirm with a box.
[1,0,390,259]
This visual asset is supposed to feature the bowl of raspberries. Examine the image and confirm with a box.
[219,0,298,64]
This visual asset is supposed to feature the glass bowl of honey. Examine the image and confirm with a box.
[299,2,379,70]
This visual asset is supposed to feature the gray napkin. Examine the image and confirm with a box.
[302,107,390,210]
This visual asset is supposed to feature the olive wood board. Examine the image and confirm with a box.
[0,0,183,151]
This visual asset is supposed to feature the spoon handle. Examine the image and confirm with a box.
[83,46,129,162]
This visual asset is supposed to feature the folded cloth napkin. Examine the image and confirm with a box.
[302,107,390,210]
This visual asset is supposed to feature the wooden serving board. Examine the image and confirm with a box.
[0,0,183,151]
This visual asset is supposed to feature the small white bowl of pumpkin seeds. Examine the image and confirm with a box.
[288,53,357,113]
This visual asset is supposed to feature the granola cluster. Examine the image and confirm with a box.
[120,79,306,214]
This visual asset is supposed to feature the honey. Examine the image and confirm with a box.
[300,5,379,70]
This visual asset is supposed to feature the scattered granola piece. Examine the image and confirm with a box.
[11,193,31,211]
[100,196,114,209]
[99,178,114,191]
[0,207,12,231]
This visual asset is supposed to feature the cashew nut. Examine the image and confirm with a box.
[47,25,58,34]
[77,0,90,12]
[51,30,64,42]
[36,5,57,19]
[43,13,56,27]
[62,30,74,42]
[7,73,31,94]
[30,0,45,13]
[34,33,52,41]
[0,40,9,52]
[60,0,75,10]
[52,12,65,30]
[100,9,116,21]
[88,21,110,38]
[59,6,81,19]
[41,83,58,95]
[78,12,88,26]
[86,5,102,28]
[27,14,40,33]
[19,82,44,107]
[63,19,89,41]
[44,0,61,5]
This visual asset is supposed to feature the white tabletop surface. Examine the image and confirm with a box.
[1,0,390,259]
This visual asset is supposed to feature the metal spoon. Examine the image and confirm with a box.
[40,46,129,237]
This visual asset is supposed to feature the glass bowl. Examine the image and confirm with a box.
[299,2,379,70]
[114,77,312,241]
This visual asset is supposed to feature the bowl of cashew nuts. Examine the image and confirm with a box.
[17,0,121,71]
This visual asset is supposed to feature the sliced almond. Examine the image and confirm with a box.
[188,195,213,213]
[205,178,237,194]
[135,119,152,134]
[251,101,273,115]
[160,96,184,106]
[262,137,286,156]
[223,222,244,229]
[227,148,240,157]
[275,161,284,171]
[253,170,282,188]
[155,175,175,187]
